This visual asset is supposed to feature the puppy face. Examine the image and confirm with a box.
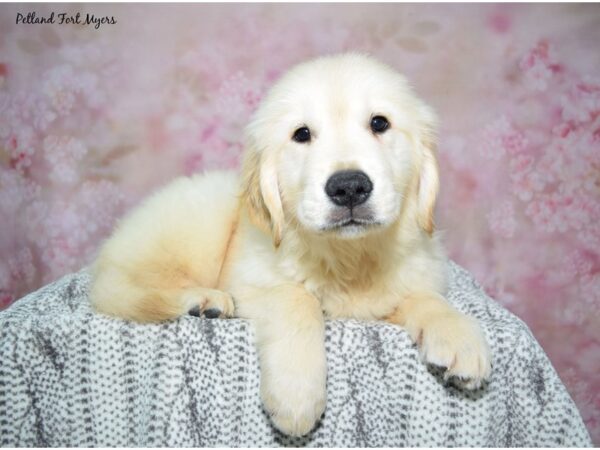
[242,54,438,245]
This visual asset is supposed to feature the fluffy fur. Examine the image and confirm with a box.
[91,53,491,436]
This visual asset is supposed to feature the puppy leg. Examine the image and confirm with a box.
[386,292,491,389]
[236,284,327,437]
[90,264,234,322]
[89,171,240,323]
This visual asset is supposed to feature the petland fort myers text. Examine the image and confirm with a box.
[16,12,116,29]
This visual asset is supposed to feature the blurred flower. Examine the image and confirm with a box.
[519,40,560,91]
[481,116,529,160]
[43,135,88,185]
[486,200,517,238]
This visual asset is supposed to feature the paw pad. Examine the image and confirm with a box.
[203,308,222,319]
[188,305,201,317]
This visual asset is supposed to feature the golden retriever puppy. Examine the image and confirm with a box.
[91,53,491,436]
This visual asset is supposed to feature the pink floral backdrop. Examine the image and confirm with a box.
[0,3,598,442]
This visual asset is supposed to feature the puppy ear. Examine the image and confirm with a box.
[415,105,439,235]
[240,136,284,247]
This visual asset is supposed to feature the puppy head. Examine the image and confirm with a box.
[241,53,439,246]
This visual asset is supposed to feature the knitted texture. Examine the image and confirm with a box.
[0,261,592,447]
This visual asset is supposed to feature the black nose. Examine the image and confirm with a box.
[325,170,373,208]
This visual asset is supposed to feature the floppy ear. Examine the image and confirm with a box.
[240,136,284,247]
[415,105,439,236]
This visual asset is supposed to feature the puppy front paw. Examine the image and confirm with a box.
[411,312,491,389]
[183,288,235,318]
[261,371,327,437]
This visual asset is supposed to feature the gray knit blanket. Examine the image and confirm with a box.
[0,261,592,447]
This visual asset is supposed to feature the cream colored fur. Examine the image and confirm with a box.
[91,54,491,437]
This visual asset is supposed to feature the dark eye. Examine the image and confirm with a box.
[370,115,390,134]
[292,126,311,143]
